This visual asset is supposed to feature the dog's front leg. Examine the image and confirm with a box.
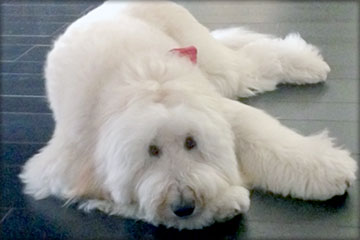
[221,98,357,200]
[212,185,250,222]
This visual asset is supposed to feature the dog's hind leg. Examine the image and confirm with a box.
[211,27,275,51]
[123,2,263,98]
[221,98,357,200]
[125,2,330,98]
[213,28,331,94]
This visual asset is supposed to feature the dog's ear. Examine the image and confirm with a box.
[170,46,197,64]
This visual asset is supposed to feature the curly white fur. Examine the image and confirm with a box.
[19,1,357,230]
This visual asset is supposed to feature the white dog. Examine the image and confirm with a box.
[20,1,357,230]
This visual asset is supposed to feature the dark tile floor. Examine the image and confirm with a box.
[1,1,359,239]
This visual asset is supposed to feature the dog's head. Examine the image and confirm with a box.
[92,53,245,229]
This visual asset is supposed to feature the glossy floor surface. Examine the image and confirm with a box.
[1,1,359,239]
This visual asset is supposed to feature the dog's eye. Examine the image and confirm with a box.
[149,145,161,157]
[185,136,197,150]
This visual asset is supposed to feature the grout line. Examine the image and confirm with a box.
[246,219,360,228]
[1,111,52,115]
[2,164,23,168]
[202,20,357,24]
[245,100,358,104]
[249,102,359,106]
[12,45,36,62]
[2,141,47,144]
[50,23,69,36]
[278,119,357,123]
[1,112,52,115]
[1,34,52,37]
[1,60,45,63]
[78,4,101,16]
[1,3,97,6]
[2,70,44,74]
[1,95,46,98]
[2,13,86,17]
[1,43,51,47]
[5,21,73,25]
[2,95,46,98]
[1,73,43,76]
[5,20,74,24]
[0,208,14,224]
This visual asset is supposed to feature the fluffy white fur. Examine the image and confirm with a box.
[19,1,357,230]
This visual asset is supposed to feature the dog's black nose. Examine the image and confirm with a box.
[172,204,195,217]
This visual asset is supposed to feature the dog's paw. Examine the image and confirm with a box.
[281,33,331,84]
[297,55,331,84]
[79,199,115,213]
[301,56,330,83]
[213,186,250,221]
[305,152,356,200]
[291,132,357,200]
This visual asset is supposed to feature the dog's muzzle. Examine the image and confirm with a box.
[169,185,197,218]
[171,200,196,217]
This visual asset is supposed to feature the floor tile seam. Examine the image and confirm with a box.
[1,71,44,75]
[1,164,23,168]
[246,100,358,104]
[1,60,45,64]
[1,47,35,63]
[1,3,97,6]
[1,94,47,98]
[1,43,51,47]
[246,218,360,228]
[13,45,38,62]
[1,34,52,37]
[278,119,358,123]
[312,77,359,80]
[2,13,88,17]
[4,21,74,25]
[0,111,52,114]
[78,4,102,17]
[200,20,358,24]
[297,79,359,82]
[1,13,91,19]
[1,141,47,144]
[0,208,13,224]
[1,111,52,115]
[49,23,69,36]
[0,95,46,99]
[1,73,43,76]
